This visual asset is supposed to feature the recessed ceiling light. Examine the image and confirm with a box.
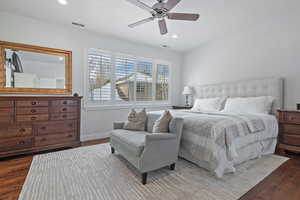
[172,34,178,39]
[57,0,68,5]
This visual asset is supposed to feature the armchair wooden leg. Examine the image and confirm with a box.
[142,173,148,185]
[170,163,175,170]
[111,147,115,154]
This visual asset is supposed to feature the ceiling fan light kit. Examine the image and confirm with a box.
[126,0,200,35]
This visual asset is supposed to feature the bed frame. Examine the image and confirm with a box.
[193,77,284,114]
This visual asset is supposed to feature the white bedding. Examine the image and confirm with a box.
[150,110,278,178]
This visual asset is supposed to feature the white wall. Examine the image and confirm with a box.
[0,12,183,141]
[182,7,300,109]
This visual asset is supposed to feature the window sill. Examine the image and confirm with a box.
[84,103,172,111]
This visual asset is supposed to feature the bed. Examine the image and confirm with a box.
[152,77,283,177]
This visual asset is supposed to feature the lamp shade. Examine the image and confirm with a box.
[182,86,192,95]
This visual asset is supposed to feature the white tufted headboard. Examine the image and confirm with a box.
[193,77,284,114]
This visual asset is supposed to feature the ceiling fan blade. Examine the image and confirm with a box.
[125,0,156,14]
[128,17,155,28]
[167,13,200,21]
[158,19,168,35]
[165,0,181,11]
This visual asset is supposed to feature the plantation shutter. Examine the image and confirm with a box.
[136,61,153,101]
[88,49,112,102]
[114,56,136,102]
[156,64,169,101]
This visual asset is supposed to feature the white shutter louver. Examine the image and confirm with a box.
[88,49,112,102]
[115,56,135,102]
[136,61,153,101]
[156,64,169,101]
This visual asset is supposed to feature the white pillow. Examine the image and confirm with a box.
[222,96,274,114]
[191,97,226,112]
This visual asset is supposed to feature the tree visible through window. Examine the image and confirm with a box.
[87,49,170,104]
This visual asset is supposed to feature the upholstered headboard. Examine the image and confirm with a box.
[193,77,284,114]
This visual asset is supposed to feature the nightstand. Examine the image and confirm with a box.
[278,110,300,153]
[172,106,192,110]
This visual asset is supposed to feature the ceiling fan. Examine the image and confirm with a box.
[126,0,200,35]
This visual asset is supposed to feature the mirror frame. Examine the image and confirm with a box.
[0,41,72,94]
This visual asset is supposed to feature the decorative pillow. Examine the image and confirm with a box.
[152,110,173,133]
[124,108,147,131]
[222,96,274,114]
[191,97,227,112]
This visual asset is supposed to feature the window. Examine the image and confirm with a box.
[87,49,170,105]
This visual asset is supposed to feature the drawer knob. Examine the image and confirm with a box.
[41,126,46,130]
[31,102,37,105]
[62,115,67,118]
[68,134,73,138]
[19,140,25,145]
[62,108,67,112]
[31,117,37,121]
[41,138,47,142]
[31,109,37,113]
[19,128,26,133]
[63,101,68,105]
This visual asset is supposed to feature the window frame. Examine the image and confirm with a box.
[84,48,172,110]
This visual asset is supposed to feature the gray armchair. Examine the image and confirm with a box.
[110,113,184,184]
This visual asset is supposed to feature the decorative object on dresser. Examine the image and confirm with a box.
[297,103,300,110]
[278,110,300,153]
[182,86,193,106]
[172,105,192,110]
[0,96,82,158]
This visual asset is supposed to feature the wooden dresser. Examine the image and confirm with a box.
[0,96,82,158]
[278,110,300,153]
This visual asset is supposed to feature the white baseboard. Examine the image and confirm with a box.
[80,132,110,142]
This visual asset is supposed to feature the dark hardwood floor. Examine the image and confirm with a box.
[0,138,299,200]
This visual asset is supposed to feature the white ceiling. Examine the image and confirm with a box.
[0,0,297,52]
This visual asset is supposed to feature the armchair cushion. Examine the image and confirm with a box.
[111,129,151,157]
[124,108,147,131]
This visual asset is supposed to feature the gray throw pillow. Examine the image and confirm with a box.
[152,110,173,133]
[124,108,147,131]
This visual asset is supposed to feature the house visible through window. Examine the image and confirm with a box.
[87,48,170,105]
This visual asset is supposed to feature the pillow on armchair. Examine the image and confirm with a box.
[152,110,173,133]
[124,108,147,131]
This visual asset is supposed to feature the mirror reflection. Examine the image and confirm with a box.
[4,49,65,89]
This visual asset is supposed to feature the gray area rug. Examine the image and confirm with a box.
[19,144,288,200]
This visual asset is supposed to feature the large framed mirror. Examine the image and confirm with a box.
[0,41,72,94]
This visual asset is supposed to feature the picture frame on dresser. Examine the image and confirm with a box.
[0,96,82,158]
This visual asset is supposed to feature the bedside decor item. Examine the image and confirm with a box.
[278,110,300,153]
[182,86,192,106]
[0,96,82,158]
[297,103,300,110]
[172,106,192,110]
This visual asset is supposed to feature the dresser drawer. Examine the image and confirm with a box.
[50,106,77,113]
[36,120,76,135]
[281,124,300,135]
[0,137,33,152]
[35,132,76,147]
[282,134,300,146]
[16,114,49,122]
[16,100,49,107]
[0,107,14,123]
[0,101,13,108]
[284,112,300,124]
[0,113,13,124]
[50,113,77,121]
[0,126,32,139]
[17,107,49,115]
[52,100,78,106]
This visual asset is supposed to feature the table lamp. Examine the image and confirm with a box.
[182,86,192,106]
